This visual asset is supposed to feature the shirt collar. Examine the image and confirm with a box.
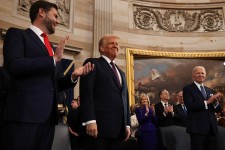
[101,55,115,64]
[194,81,204,90]
[161,101,168,106]
[29,25,44,37]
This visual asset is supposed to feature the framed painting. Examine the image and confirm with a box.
[126,48,225,105]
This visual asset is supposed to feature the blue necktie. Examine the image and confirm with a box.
[200,86,207,99]
[183,105,187,115]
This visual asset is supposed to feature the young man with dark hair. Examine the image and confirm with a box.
[0,1,94,150]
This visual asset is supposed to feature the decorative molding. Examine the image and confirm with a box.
[49,42,82,54]
[14,0,73,32]
[133,4,224,32]
[93,0,113,58]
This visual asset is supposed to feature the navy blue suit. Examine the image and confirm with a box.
[183,83,221,150]
[80,57,130,150]
[174,104,187,127]
[135,106,157,150]
[0,27,76,150]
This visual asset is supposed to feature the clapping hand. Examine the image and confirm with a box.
[207,92,222,104]
[214,93,222,102]
[54,36,69,62]
[167,104,173,113]
[164,104,173,114]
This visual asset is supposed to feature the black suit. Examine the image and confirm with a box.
[183,83,221,150]
[0,67,10,123]
[155,102,178,150]
[67,107,83,149]
[80,57,130,150]
[0,27,76,150]
[155,102,177,127]
[174,104,187,127]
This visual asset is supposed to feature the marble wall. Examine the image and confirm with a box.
[0,0,225,97]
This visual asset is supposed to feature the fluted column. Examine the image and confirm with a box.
[93,0,113,58]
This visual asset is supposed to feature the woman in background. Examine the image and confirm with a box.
[135,94,157,150]
[218,106,225,127]
[130,103,139,138]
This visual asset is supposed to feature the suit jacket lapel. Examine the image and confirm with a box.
[178,104,186,116]
[116,64,124,87]
[99,57,121,88]
[26,28,50,56]
[204,87,211,99]
[191,83,205,100]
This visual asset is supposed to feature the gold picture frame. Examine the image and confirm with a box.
[126,48,225,105]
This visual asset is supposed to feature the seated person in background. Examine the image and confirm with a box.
[218,106,225,127]
[67,99,83,150]
[57,91,68,124]
[77,96,81,106]
[155,89,178,127]
[135,93,157,150]
[130,103,139,138]
[171,92,180,105]
[174,91,188,127]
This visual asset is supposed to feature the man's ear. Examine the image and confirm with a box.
[38,8,46,18]
[100,47,104,53]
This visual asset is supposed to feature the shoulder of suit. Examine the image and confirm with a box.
[6,27,25,35]
[84,57,98,64]
[175,104,181,107]
[204,86,210,89]
[5,28,28,41]
[204,86,213,93]
[183,83,194,89]
[8,27,24,32]
[155,102,161,107]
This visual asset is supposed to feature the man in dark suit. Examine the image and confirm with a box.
[155,89,179,150]
[183,66,221,150]
[80,34,131,150]
[174,91,188,127]
[0,1,94,150]
[0,67,9,123]
[67,99,83,150]
[155,89,177,127]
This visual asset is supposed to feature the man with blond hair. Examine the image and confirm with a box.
[80,34,131,150]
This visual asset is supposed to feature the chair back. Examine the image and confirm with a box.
[52,124,71,150]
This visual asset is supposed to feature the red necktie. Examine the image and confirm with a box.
[41,33,53,56]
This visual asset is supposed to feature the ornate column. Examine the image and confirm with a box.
[93,0,113,58]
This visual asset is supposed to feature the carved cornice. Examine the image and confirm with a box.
[133,5,224,32]
[17,0,72,30]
